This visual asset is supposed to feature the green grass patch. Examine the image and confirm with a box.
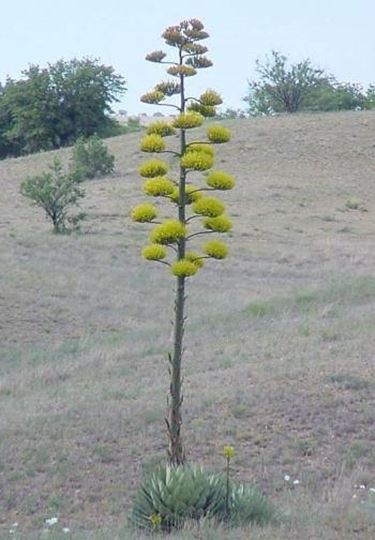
[245,276,375,319]
[326,373,370,391]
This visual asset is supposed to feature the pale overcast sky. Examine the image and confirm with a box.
[1,0,374,114]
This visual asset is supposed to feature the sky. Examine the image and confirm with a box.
[1,0,374,115]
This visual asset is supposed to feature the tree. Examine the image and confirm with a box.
[131,19,234,465]
[303,80,368,111]
[20,158,85,233]
[71,135,115,180]
[0,82,14,159]
[216,107,247,120]
[245,50,328,114]
[0,58,126,157]
[364,85,375,109]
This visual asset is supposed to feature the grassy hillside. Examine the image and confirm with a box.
[0,111,374,539]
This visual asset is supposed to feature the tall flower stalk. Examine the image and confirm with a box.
[223,445,235,519]
[132,19,234,465]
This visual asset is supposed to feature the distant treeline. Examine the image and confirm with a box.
[244,51,375,116]
[0,58,126,159]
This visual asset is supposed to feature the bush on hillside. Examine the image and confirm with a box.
[20,158,85,233]
[71,135,115,180]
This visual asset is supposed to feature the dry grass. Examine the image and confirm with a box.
[0,111,374,538]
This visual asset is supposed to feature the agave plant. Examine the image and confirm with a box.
[129,463,275,531]
[129,464,226,531]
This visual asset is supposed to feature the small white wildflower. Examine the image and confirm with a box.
[359,484,366,489]
[293,479,300,485]
[9,530,15,535]
[45,517,58,526]
[12,523,18,528]
[63,528,70,533]
[352,494,357,499]
[369,487,375,493]
[284,475,290,482]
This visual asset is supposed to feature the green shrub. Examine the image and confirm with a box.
[129,464,274,531]
[71,135,115,180]
[20,158,85,233]
[345,197,366,211]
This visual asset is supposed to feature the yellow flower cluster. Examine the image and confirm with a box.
[155,81,181,97]
[172,112,204,129]
[143,177,176,197]
[170,184,203,204]
[186,56,213,69]
[171,259,199,277]
[185,251,204,268]
[140,90,165,104]
[180,151,213,171]
[142,244,167,260]
[187,142,215,157]
[145,50,166,63]
[192,196,225,217]
[206,170,235,190]
[207,124,231,143]
[182,42,208,55]
[187,101,216,117]
[203,215,232,233]
[131,203,158,222]
[149,512,162,528]
[140,134,166,153]
[203,239,228,259]
[146,121,175,137]
[200,89,223,106]
[167,65,197,77]
[139,159,169,178]
[223,445,235,459]
[150,219,186,244]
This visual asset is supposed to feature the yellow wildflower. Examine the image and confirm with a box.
[223,445,235,459]
[149,512,162,528]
